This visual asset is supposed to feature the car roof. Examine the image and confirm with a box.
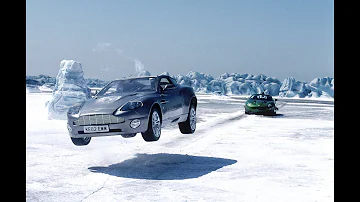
[112,76,157,81]
[251,93,272,96]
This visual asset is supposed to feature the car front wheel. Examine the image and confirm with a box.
[121,133,137,138]
[70,137,91,146]
[141,108,161,142]
[178,104,196,134]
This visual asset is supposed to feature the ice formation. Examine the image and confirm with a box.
[46,60,91,119]
[27,70,334,98]
[307,77,334,98]
[134,59,151,77]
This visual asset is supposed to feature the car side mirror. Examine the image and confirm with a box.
[91,90,98,97]
[162,83,175,91]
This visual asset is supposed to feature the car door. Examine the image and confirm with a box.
[158,77,183,122]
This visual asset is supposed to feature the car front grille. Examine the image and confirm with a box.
[74,114,125,126]
[249,106,268,110]
[78,129,122,134]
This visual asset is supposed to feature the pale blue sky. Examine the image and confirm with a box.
[26,0,333,82]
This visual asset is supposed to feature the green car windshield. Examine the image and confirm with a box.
[250,94,273,101]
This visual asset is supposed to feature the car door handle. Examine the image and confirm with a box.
[161,99,169,104]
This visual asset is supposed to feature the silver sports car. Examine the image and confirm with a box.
[67,75,197,146]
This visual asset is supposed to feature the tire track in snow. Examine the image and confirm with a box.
[159,101,288,149]
[176,102,289,153]
[160,110,247,148]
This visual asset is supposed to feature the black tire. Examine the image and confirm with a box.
[71,137,91,146]
[178,104,196,134]
[141,108,161,142]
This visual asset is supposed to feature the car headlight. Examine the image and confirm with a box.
[267,103,273,108]
[115,101,143,115]
[67,103,83,115]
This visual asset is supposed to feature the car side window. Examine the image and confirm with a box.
[159,78,172,90]
[105,87,117,95]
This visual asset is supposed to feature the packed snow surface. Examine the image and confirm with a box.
[26,92,334,202]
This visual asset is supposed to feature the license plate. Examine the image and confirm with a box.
[83,125,109,133]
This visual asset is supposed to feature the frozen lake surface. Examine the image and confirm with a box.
[26,93,334,202]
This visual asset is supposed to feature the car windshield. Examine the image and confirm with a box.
[97,77,156,96]
[250,94,272,101]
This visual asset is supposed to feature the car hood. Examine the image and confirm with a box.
[80,92,152,115]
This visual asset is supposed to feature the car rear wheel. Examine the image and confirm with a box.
[70,137,91,146]
[141,108,161,142]
[178,104,196,134]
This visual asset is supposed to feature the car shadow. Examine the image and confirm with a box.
[245,113,284,117]
[88,153,237,180]
[263,113,284,117]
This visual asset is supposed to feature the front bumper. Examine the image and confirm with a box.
[244,106,277,114]
[67,112,149,138]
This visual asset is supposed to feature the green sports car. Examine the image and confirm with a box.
[244,93,278,115]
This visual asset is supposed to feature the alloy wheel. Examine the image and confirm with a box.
[152,110,161,137]
[189,107,196,131]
